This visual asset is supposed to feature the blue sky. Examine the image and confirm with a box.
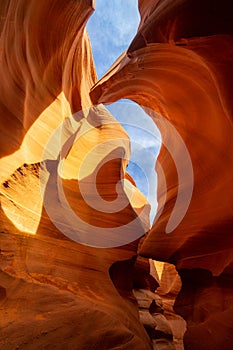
[87,0,140,78]
[87,1,161,223]
[107,102,161,222]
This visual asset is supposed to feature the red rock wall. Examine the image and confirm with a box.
[91,1,233,349]
[1,0,233,349]
[0,1,152,349]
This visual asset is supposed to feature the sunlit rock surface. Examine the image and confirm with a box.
[91,0,233,349]
[0,0,151,349]
[1,0,233,349]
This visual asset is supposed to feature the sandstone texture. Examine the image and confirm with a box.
[91,0,233,349]
[1,0,233,349]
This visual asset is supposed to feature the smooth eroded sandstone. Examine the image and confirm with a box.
[0,1,152,349]
[91,1,233,349]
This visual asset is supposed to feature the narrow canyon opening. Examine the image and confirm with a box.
[1,1,232,349]
[87,0,161,224]
[87,2,184,349]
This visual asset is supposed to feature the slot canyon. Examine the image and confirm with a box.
[0,1,232,349]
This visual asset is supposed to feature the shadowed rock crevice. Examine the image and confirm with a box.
[90,1,233,349]
[0,0,233,349]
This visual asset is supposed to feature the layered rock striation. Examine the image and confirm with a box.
[1,0,233,349]
[91,1,233,349]
[0,1,151,349]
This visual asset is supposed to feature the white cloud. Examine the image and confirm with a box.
[87,0,140,77]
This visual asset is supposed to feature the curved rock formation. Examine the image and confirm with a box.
[1,0,233,349]
[0,0,96,181]
[0,1,151,349]
[91,0,233,349]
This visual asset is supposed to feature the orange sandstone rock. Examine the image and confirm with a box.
[0,1,151,349]
[91,1,233,349]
